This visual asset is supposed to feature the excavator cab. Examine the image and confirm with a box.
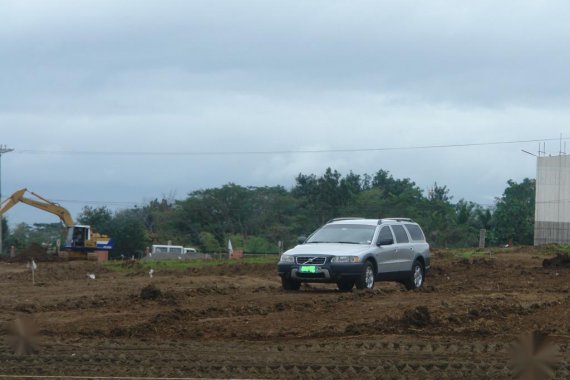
[64,225,91,249]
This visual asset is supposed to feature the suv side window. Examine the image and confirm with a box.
[377,226,394,245]
[391,225,409,243]
[404,224,425,241]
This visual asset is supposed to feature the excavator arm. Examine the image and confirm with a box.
[0,188,26,216]
[0,188,75,226]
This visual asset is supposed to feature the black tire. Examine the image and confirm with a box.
[404,260,425,290]
[355,260,375,290]
[337,280,354,292]
[282,277,301,291]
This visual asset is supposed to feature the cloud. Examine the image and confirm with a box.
[3,1,570,105]
[1,0,569,225]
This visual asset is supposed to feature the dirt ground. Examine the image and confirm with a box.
[1,246,569,379]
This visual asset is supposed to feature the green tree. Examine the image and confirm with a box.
[475,207,494,230]
[4,222,63,251]
[142,198,182,245]
[420,183,457,247]
[455,200,479,226]
[245,236,278,254]
[199,231,222,252]
[29,223,63,245]
[493,178,535,245]
[341,188,386,219]
[292,168,362,230]
[107,209,149,258]
[86,168,538,252]
[372,169,423,199]
[6,222,32,250]
[77,206,113,233]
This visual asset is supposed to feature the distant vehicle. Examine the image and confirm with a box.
[0,188,113,259]
[277,217,430,292]
[151,245,184,255]
[150,245,199,255]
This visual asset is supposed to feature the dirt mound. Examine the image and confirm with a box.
[543,253,570,268]
[140,284,162,300]
[41,262,111,282]
[1,244,60,263]
[401,306,432,328]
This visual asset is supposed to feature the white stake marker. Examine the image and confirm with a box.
[31,260,37,285]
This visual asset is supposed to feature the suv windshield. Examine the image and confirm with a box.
[306,224,376,244]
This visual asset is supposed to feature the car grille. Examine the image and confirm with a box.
[296,272,326,278]
[296,256,326,265]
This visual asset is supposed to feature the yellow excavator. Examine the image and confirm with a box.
[0,188,113,259]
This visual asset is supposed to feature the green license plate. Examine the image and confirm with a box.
[299,265,318,273]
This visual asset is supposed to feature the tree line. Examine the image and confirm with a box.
[1,168,536,257]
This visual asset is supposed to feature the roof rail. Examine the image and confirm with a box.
[382,217,415,223]
[327,217,365,223]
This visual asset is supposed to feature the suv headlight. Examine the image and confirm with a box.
[279,254,295,263]
[331,256,361,263]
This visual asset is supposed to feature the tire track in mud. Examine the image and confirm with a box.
[14,286,568,341]
[1,339,569,379]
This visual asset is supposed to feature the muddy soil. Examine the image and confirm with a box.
[543,253,570,268]
[1,247,569,379]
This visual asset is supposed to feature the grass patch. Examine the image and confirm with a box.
[453,249,490,259]
[103,255,279,272]
[523,244,570,256]
[544,244,570,254]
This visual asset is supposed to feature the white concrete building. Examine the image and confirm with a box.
[534,155,570,245]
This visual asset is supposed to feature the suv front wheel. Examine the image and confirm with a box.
[337,280,354,292]
[404,260,424,290]
[282,277,301,291]
[355,260,375,290]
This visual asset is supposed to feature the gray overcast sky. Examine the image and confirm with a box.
[1,0,569,226]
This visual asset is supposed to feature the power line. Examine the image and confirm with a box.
[51,198,141,206]
[14,137,569,157]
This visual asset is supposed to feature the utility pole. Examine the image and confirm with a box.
[0,145,14,256]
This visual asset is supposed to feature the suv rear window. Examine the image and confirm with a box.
[404,224,425,241]
[391,225,409,243]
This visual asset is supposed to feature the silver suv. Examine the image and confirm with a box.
[277,218,430,292]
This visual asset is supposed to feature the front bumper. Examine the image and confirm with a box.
[277,262,364,282]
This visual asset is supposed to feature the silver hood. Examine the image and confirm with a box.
[284,243,373,257]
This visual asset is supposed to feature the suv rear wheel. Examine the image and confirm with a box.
[281,277,301,291]
[404,260,424,290]
[355,260,375,290]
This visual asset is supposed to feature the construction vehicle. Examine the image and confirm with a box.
[0,188,113,259]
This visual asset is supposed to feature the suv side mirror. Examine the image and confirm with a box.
[297,235,307,244]
[377,238,394,246]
